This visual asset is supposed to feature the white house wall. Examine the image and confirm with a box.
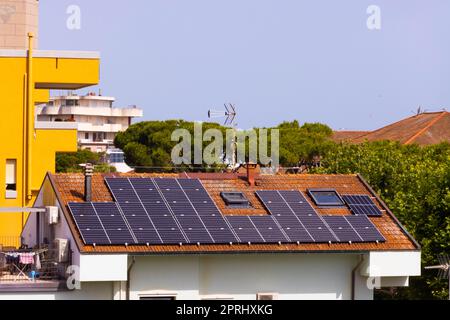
[128,254,371,300]
[0,282,113,300]
[79,254,128,282]
[362,251,421,277]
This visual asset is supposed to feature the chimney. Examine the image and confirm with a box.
[84,163,94,202]
[245,162,258,187]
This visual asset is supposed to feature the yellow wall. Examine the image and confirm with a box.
[0,52,99,246]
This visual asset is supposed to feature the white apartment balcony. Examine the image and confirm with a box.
[34,121,78,130]
[77,123,124,133]
[37,106,143,118]
[79,139,114,145]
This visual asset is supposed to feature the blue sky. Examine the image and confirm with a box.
[40,1,450,130]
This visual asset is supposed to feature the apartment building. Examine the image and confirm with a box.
[36,93,143,152]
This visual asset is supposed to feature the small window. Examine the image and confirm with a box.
[308,189,344,206]
[84,132,89,140]
[5,159,17,199]
[221,192,250,208]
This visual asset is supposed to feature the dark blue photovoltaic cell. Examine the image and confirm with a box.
[183,229,213,243]
[263,202,295,216]
[226,216,254,229]
[132,228,162,244]
[191,202,221,216]
[157,228,186,244]
[298,214,338,242]
[322,216,362,242]
[278,190,308,203]
[142,202,171,216]
[345,215,385,242]
[208,228,238,243]
[249,216,289,242]
[256,191,285,203]
[226,216,264,243]
[200,215,229,229]
[342,195,383,217]
[105,178,140,203]
[78,229,110,245]
[154,178,181,190]
[68,202,135,245]
[150,215,179,230]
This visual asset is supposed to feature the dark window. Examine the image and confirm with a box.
[308,189,344,206]
[84,132,89,140]
[66,99,79,106]
[221,192,250,208]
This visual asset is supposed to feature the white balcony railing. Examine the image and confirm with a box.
[36,106,143,118]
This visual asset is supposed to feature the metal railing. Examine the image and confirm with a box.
[0,248,70,284]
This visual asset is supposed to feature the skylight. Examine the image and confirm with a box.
[220,192,250,208]
[307,189,344,206]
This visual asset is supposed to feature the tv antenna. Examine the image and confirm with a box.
[208,103,238,169]
[208,103,237,127]
[425,254,450,300]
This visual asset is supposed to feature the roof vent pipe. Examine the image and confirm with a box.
[84,163,94,202]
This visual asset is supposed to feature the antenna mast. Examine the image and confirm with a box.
[208,103,238,169]
[425,254,450,300]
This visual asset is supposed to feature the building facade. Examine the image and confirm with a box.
[0,0,101,248]
[36,93,143,153]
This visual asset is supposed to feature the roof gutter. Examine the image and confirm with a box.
[126,256,136,300]
[351,254,365,300]
[356,173,421,250]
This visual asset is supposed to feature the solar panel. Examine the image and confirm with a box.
[67,179,387,246]
[322,216,362,243]
[345,215,386,242]
[208,228,239,243]
[249,216,289,243]
[183,229,214,244]
[255,191,285,203]
[105,178,140,203]
[132,228,163,244]
[297,214,338,242]
[342,195,383,217]
[68,202,136,245]
[226,216,264,243]
[278,190,308,204]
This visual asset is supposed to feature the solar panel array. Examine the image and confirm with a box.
[256,191,385,243]
[67,178,385,246]
[342,195,383,217]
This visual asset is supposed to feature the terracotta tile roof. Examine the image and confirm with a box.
[351,111,450,145]
[332,131,371,143]
[48,172,419,254]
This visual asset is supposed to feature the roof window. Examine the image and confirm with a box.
[220,192,250,208]
[307,189,344,206]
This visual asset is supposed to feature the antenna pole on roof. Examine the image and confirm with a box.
[425,254,450,300]
[208,103,238,170]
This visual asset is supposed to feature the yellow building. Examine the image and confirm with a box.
[0,35,100,247]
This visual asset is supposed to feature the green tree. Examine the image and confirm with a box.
[56,149,116,173]
[314,141,450,299]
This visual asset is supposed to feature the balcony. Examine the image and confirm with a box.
[77,123,124,133]
[37,106,143,118]
[0,245,71,292]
